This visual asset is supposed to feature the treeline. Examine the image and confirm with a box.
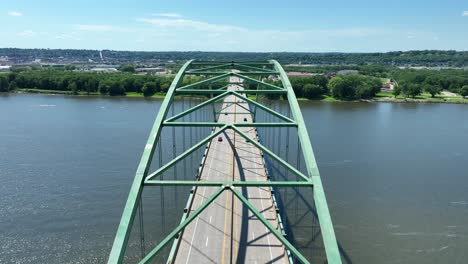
[285,64,468,98]
[1,48,467,66]
[262,74,382,100]
[0,70,178,96]
[0,69,229,97]
[285,64,394,78]
[391,68,468,96]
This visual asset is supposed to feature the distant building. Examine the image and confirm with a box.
[336,70,359,75]
[0,65,11,72]
[382,82,395,90]
[135,67,166,74]
[91,67,118,73]
[286,72,317,77]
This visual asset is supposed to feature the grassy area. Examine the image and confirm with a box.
[321,95,338,102]
[374,91,467,103]
[18,88,76,95]
[126,92,166,98]
[375,91,394,98]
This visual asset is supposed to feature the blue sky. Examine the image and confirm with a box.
[1,0,467,52]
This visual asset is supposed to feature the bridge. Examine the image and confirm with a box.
[108,60,341,264]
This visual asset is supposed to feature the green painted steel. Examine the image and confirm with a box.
[231,188,310,264]
[108,60,341,264]
[163,122,297,127]
[144,180,313,187]
[145,125,228,181]
[107,60,193,264]
[139,187,226,264]
[271,60,342,263]
[177,89,287,95]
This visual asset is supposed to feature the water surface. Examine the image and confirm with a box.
[1,94,467,263]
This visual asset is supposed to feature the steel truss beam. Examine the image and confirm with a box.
[108,60,341,264]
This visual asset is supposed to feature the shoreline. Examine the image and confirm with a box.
[4,89,468,104]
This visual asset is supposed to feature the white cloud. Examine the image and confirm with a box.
[137,18,245,32]
[8,11,23,16]
[17,30,35,37]
[463,11,468,16]
[73,24,131,32]
[154,13,182,18]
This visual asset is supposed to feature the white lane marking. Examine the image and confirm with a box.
[252,138,274,261]
[252,232,255,240]
[185,137,218,264]
[209,215,212,223]
[205,237,209,247]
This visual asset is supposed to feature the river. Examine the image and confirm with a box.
[1,93,467,263]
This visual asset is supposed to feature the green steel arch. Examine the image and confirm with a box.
[108,60,341,264]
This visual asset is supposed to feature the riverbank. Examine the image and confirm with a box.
[373,91,468,104]
[8,88,468,104]
[14,88,168,99]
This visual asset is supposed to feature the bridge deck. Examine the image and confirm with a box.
[173,77,288,264]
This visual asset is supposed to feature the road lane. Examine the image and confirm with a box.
[173,76,287,264]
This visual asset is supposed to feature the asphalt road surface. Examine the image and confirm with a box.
[173,76,288,264]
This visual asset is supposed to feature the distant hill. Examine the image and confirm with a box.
[0,48,466,67]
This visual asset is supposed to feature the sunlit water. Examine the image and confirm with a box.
[1,94,467,263]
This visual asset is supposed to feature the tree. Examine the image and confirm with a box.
[142,82,157,97]
[98,80,112,94]
[401,83,422,98]
[328,76,354,99]
[303,84,323,99]
[393,85,401,98]
[65,65,76,71]
[119,64,135,73]
[310,75,329,91]
[357,78,381,99]
[0,75,9,92]
[68,82,78,95]
[123,77,136,92]
[460,85,468,97]
[109,82,126,96]
[425,85,441,98]
[85,77,99,95]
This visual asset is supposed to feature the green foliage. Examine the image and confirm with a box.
[0,75,9,92]
[393,85,401,97]
[424,85,442,98]
[68,82,78,95]
[460,85,468,97]
[64,65,76,71]
[108,82,126,96]
[401,82,422,98]
[98,80,111,94]
[391,68,468,93]
[119,64,135,73]
[327,74,381,99]
[357,77,381,99]
[303,84,323,99]
[289,75,329,98]
[142,82,157,97]
[6,69,172,96]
